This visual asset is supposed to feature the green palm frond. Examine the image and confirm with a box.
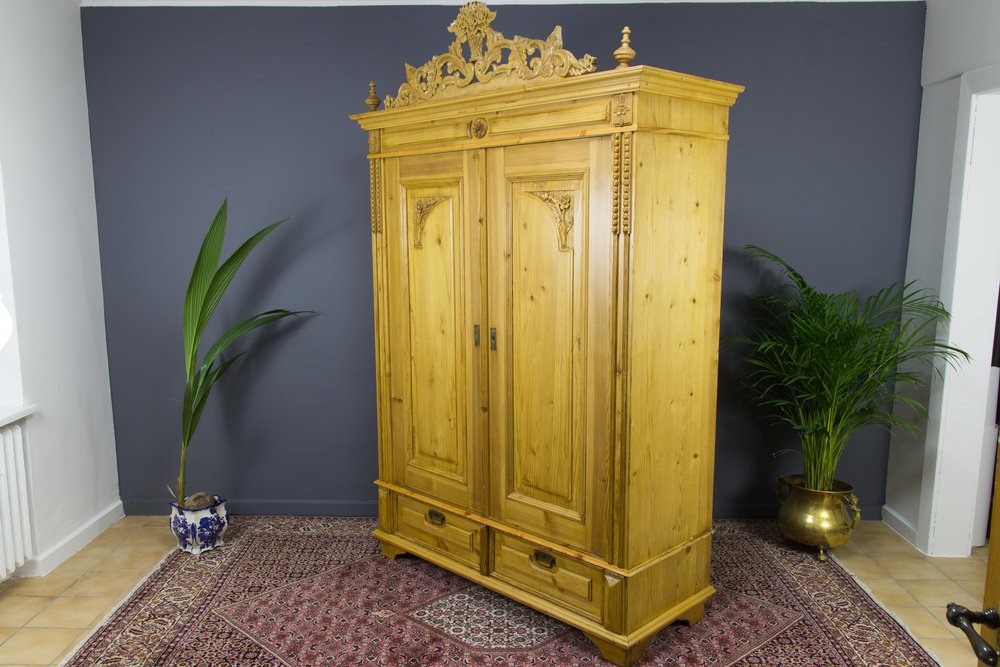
[175,199,308,507]
[733,244,968,491]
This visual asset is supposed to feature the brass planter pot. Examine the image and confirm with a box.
[776,474,860,561]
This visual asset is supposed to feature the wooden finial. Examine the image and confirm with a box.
[613,26,636,69]
[364,81,381,111]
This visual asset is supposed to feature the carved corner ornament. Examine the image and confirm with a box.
[384,2,597,109]
[527,190,574,251]
[612,93,633,127]
[412,196,447,248]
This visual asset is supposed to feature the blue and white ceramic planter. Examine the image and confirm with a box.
[169,496,229,555]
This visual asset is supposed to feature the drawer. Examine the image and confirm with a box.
[395,495,484,569]
[492,532,604,621]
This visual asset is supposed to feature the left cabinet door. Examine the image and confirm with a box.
[381,151,485,511]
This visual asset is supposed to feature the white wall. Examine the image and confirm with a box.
[884,0,1000,556]
[0,0,122,574]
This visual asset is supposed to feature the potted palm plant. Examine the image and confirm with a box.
[735,245,968,560]
[169,198,303,555]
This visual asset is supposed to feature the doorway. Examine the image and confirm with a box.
[885,65,1000,557]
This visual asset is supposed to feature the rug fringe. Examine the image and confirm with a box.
[829,551,948,667]
[57,546,176,667]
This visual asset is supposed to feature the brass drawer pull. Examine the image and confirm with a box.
[531,549,557,570]
[426,509,446,526]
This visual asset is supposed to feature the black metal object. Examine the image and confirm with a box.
[946,602,1000,666]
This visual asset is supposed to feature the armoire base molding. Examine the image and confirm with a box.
[374,526,715,667]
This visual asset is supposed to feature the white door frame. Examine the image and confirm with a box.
[905,63,1000,556]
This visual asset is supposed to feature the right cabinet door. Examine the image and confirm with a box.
[486,138,615,556]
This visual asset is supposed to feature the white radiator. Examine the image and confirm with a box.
[0,423,31,580]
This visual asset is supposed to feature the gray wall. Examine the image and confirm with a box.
[81,2,926,518]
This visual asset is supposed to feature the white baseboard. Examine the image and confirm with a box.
[15,500,124,577]
[881,503,920,550]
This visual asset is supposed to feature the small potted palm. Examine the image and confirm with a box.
[169,199,304,555]
[734,245,967,560]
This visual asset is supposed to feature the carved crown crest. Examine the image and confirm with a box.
[383,2,597,109]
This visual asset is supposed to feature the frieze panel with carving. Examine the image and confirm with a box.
[384,2,597,110]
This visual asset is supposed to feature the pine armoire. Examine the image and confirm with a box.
[352,5,742,664]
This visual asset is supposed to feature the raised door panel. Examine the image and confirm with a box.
[487,138,614,556]
[384,151,484,510]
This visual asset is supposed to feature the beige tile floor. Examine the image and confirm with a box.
[0,517,989,665]
[833,520,990,667]
[0,516,173,666]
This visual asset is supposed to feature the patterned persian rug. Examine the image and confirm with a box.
[64,517,938,666]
